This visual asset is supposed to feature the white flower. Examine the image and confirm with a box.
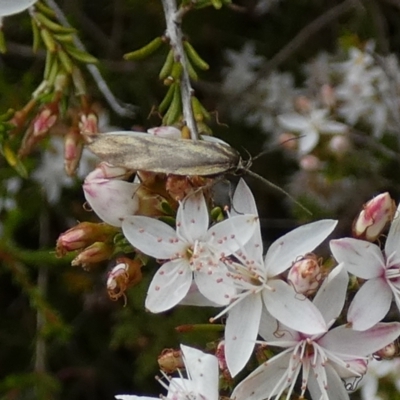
[359,358,400,400]
[223,42,264,95]
[232,265,400,400]
[116,345,219,400]
[0,0,37,17]
[278,108,348,155]
[330,202,400,331]
[121,192,257,313]
[215,180,337,377]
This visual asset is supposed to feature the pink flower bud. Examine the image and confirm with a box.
[71,241,114,269]
[328,135,351,156]
[56,222,117,257]
[320,84,336,108]
[278,132,298,151]
[148,126,181,139]
[64,128,84,176]
[79,112,98,136]
[299,155,322,172]
[353,193,396,241]
[32,105,58,138]
[83,171,140,227]
[287,254,321,295]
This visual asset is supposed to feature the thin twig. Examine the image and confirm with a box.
[44,0,137,118]
[243,0,360,95]
[161,0,198,140]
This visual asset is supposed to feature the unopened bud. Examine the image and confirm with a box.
[64,128,84,176]
[71,241,114,269]
[216,341,232,382]
[353,193,396,242]
[107,257,143,301]
[299,155,322,172]
[278,132,298,151]
[329,135,351,156]
[320,84,336,108]
[157,348,184,373]
[287,253,321,295]
[294,96,311,113]
[56,222,117,257]
[32,104,58,138]
[79,112,98,136]
[83,169,140,227]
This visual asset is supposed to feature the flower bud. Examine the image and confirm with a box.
[320,84,336,108]
[64,128,84,176]
[107,257,143,301]
[71,241,114,269]
[352,193,395,241]
[287,253,321,295]
[278,132,298,151]
[56,222,117,257]
[157,348,184,373]
[328,135,351,156]
[299,155,322,172]
[79,112,98,136]
[83,169,140,227]
[32,104,58,138]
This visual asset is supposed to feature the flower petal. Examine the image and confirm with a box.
[298,128,319,154]
[385,203,400,257]
[307,363,349,400]
[194,265,235,306]
[84,179,139,227]
[265,220,337,277]
[313,263,348,325]
[231,352,293,400]
[225,294,262,377]
[264,279,327,334]
[180,345,219,400]
[207,214,257,256]
[330,238,384,279]
[122,215,185,259]
[278,113,309,131]
[347,278,392,331]
[145,259,192,312]
[0,0,37,17]
[232,179,263,265]
[320,322,400,356]
[176,193,209,242]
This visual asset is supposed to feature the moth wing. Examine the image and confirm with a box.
[88,132,240,176]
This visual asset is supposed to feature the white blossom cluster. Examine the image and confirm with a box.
[222,41,400,154]
[82,130,400,399]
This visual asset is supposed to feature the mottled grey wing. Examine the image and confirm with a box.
[88,133,241,176]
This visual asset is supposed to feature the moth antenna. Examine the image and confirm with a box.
[251,135,305,162]
[245,170,312,215]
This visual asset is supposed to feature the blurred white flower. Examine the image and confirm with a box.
[33,137,96,204]
[278,108,348,155]
[223,42,264,95]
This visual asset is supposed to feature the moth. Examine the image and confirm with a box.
[87,131,248,176]
[87,131,309,213]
